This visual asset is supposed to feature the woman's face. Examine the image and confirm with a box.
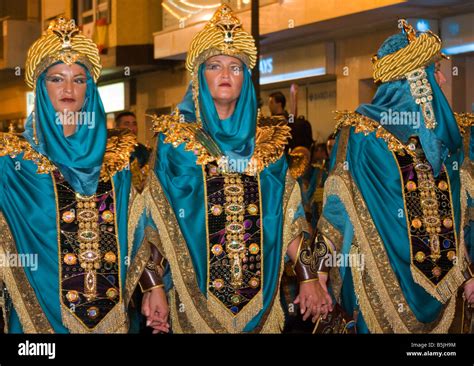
[204,55,244,106]
[45,63,87,113]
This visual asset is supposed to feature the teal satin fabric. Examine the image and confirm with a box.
[153,62,297,331]
[322,128,462,329]
[23,65,107,196]
[0,149,135,334]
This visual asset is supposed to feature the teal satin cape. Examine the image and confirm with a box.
[322,32,463,333]
[153,63,300,332]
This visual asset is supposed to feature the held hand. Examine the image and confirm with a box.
[464,278,474,306]
[294,278,333,323]
[141,287,170,333]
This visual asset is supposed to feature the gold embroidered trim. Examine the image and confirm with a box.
[323,165,457,333]
[317,216,343,250]
[127,186,146,262]
[260,173,304,333]
[0,130,137,181]
[124,234,150,307]
[334,111,416,158]
[150,110,291,176]
[0,212,54,333]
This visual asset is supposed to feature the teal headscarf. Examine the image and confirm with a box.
[23,63,107,195]
[177,63,257,172]
[356,33,462,176]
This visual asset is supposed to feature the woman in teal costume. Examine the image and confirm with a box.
[0,17,146,333]
[319,20,474,333]
[136,5,333,334]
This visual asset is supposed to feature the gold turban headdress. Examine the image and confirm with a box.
[25,17,102,89]
[185,4,257,73]
[372,19,444,83]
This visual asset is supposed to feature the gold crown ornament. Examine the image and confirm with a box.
[25,17,102,89]
[185,4,257,73]
[372,19,445,84]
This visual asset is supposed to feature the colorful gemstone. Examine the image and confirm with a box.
[406,181,417,191]
[443,239,451,249]
[447,251,456,261]
[247,204,258,215]
[411,218,422,229]
[211,244,223,256]
[62,210,75,223]
[432,266,442,278]
[415,251,425,263]
[102,210,114,223]
[231,295,240,304]
[225,203,243,215]
[211,205,223,216]
[227,223,244,234]
[438,181,448,191]
[87,306,99,319]
[249,277,259,288]
[249,243,260,255]
[66,290,79,303]
[63,253,77,265]
[213,279,224,291]
[106,288,118,300]
[443,218,453,229]
[104,251,117,263]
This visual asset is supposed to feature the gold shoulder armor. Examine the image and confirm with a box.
[0,132,56,174]
[288,146,311,179]
[454,112,474,135]
[0,132,24,157]
[250,114,291,173]
[334,110,415,157]
[101,129,137,180]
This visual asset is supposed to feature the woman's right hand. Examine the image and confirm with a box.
[142,287,170,334]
